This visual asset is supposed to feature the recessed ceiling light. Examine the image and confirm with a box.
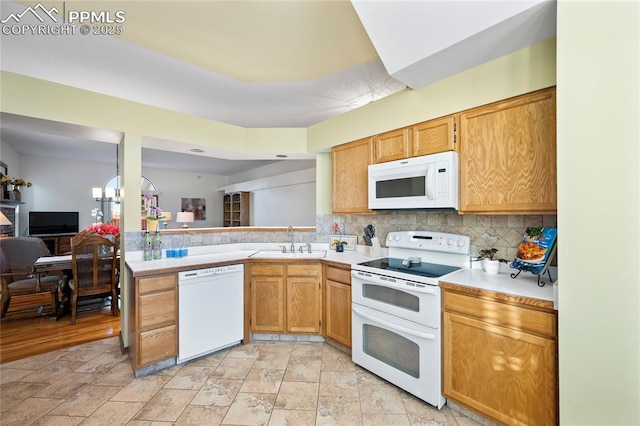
[276,154,288,158]
[190,148,205,153]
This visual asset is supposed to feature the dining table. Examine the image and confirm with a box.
[33,253,119,320]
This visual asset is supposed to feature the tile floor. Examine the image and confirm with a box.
[0,337,488,425]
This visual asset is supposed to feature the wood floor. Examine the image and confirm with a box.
[0,294,121,364]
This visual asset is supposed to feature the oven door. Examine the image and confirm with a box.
[352,303,445,409]
[351,270,441,328]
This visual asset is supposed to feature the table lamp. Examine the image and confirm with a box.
[176,211,194,228]
[0,211,12,226]
[161,211,172,229]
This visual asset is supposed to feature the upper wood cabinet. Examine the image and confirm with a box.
[412,115,456,156]
[332,137,373,214]
[458,87,557,214]
[373,127,410,163]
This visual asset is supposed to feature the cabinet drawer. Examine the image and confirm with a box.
[139,324,177,367]
[287,263,321,277]
[138,274,176,294]
[251,263,284,276]
[325,266,351,285]
[443,291,556,338]
[139,290,176,330]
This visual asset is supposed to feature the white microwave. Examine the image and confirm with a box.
[368,151,458,210]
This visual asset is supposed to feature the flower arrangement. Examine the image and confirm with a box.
[1,174,32,189]
[86,223,120,237]
[143,193,165,220]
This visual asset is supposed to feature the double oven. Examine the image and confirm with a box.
[351,231,470,409]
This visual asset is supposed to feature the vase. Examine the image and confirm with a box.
[482,259,500,274]
[336,245,344,253]
[8,187,20,202]
[147,219,159,233]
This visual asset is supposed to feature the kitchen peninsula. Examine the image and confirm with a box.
[125,241,371,376]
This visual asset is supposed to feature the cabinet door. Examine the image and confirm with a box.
[332,138,373,214]
[411,115,455,156]
[139,290,177,331]
[250,276,285,332]
[138,324,177,368]
[286,277,321,333]
[373,127,410,163]
[443,311,557,426]
[459,88,557,214]
[325,279,351,347]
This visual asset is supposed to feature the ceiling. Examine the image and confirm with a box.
[0,0,556,176]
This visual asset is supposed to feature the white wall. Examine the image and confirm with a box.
[19,155,116,234]
[141,167,228,228]
[251,181,316,226]
[0,139,21,178]
[557,1,640,424]
[227,160,317,226]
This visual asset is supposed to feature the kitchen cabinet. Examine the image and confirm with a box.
[373,127,410,163]
[128,272,178,372]
[323,263,351,348]
[250,262,322,334]
[223,191,250,227]
[286,263,322,333]
[250,263,286,332]
[458,87,557,214]
[442,285,558,426]
[332,137,373,214]
[411,115,456,156]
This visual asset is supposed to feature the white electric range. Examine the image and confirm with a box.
[351,230,470,409]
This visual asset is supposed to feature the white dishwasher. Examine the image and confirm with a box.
[177,264,244,364]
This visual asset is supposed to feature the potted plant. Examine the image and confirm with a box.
[330,222,348,252]
[479,248,502,274]
[331,240,348,252]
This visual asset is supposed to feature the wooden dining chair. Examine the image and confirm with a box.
[0,237,62,318]
[69,232,119,325]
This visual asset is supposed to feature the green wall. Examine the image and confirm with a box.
[557,1,640,424]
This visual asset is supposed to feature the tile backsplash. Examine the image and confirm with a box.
[316,211,557,263]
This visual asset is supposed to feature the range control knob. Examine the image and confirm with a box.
[447,238,455,246]
[457,239,466,247]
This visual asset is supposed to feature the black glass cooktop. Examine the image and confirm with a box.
[357,257,461,279]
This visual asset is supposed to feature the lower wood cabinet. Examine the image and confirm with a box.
[128,272,178,372]
[323,264,351,348]
[442,286,558,426]
[250,262,321,334]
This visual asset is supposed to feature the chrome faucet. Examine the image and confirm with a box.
[287,225,295,252]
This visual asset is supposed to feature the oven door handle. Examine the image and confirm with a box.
[352,306,436,340]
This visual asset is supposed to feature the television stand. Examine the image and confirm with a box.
[33,234,74,255]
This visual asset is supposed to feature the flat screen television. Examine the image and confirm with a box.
[29,211,79,236]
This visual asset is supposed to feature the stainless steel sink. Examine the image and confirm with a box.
[249,250,327,259]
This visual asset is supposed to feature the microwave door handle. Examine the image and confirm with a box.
[426,163,435,200]
[352,306,436,340]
